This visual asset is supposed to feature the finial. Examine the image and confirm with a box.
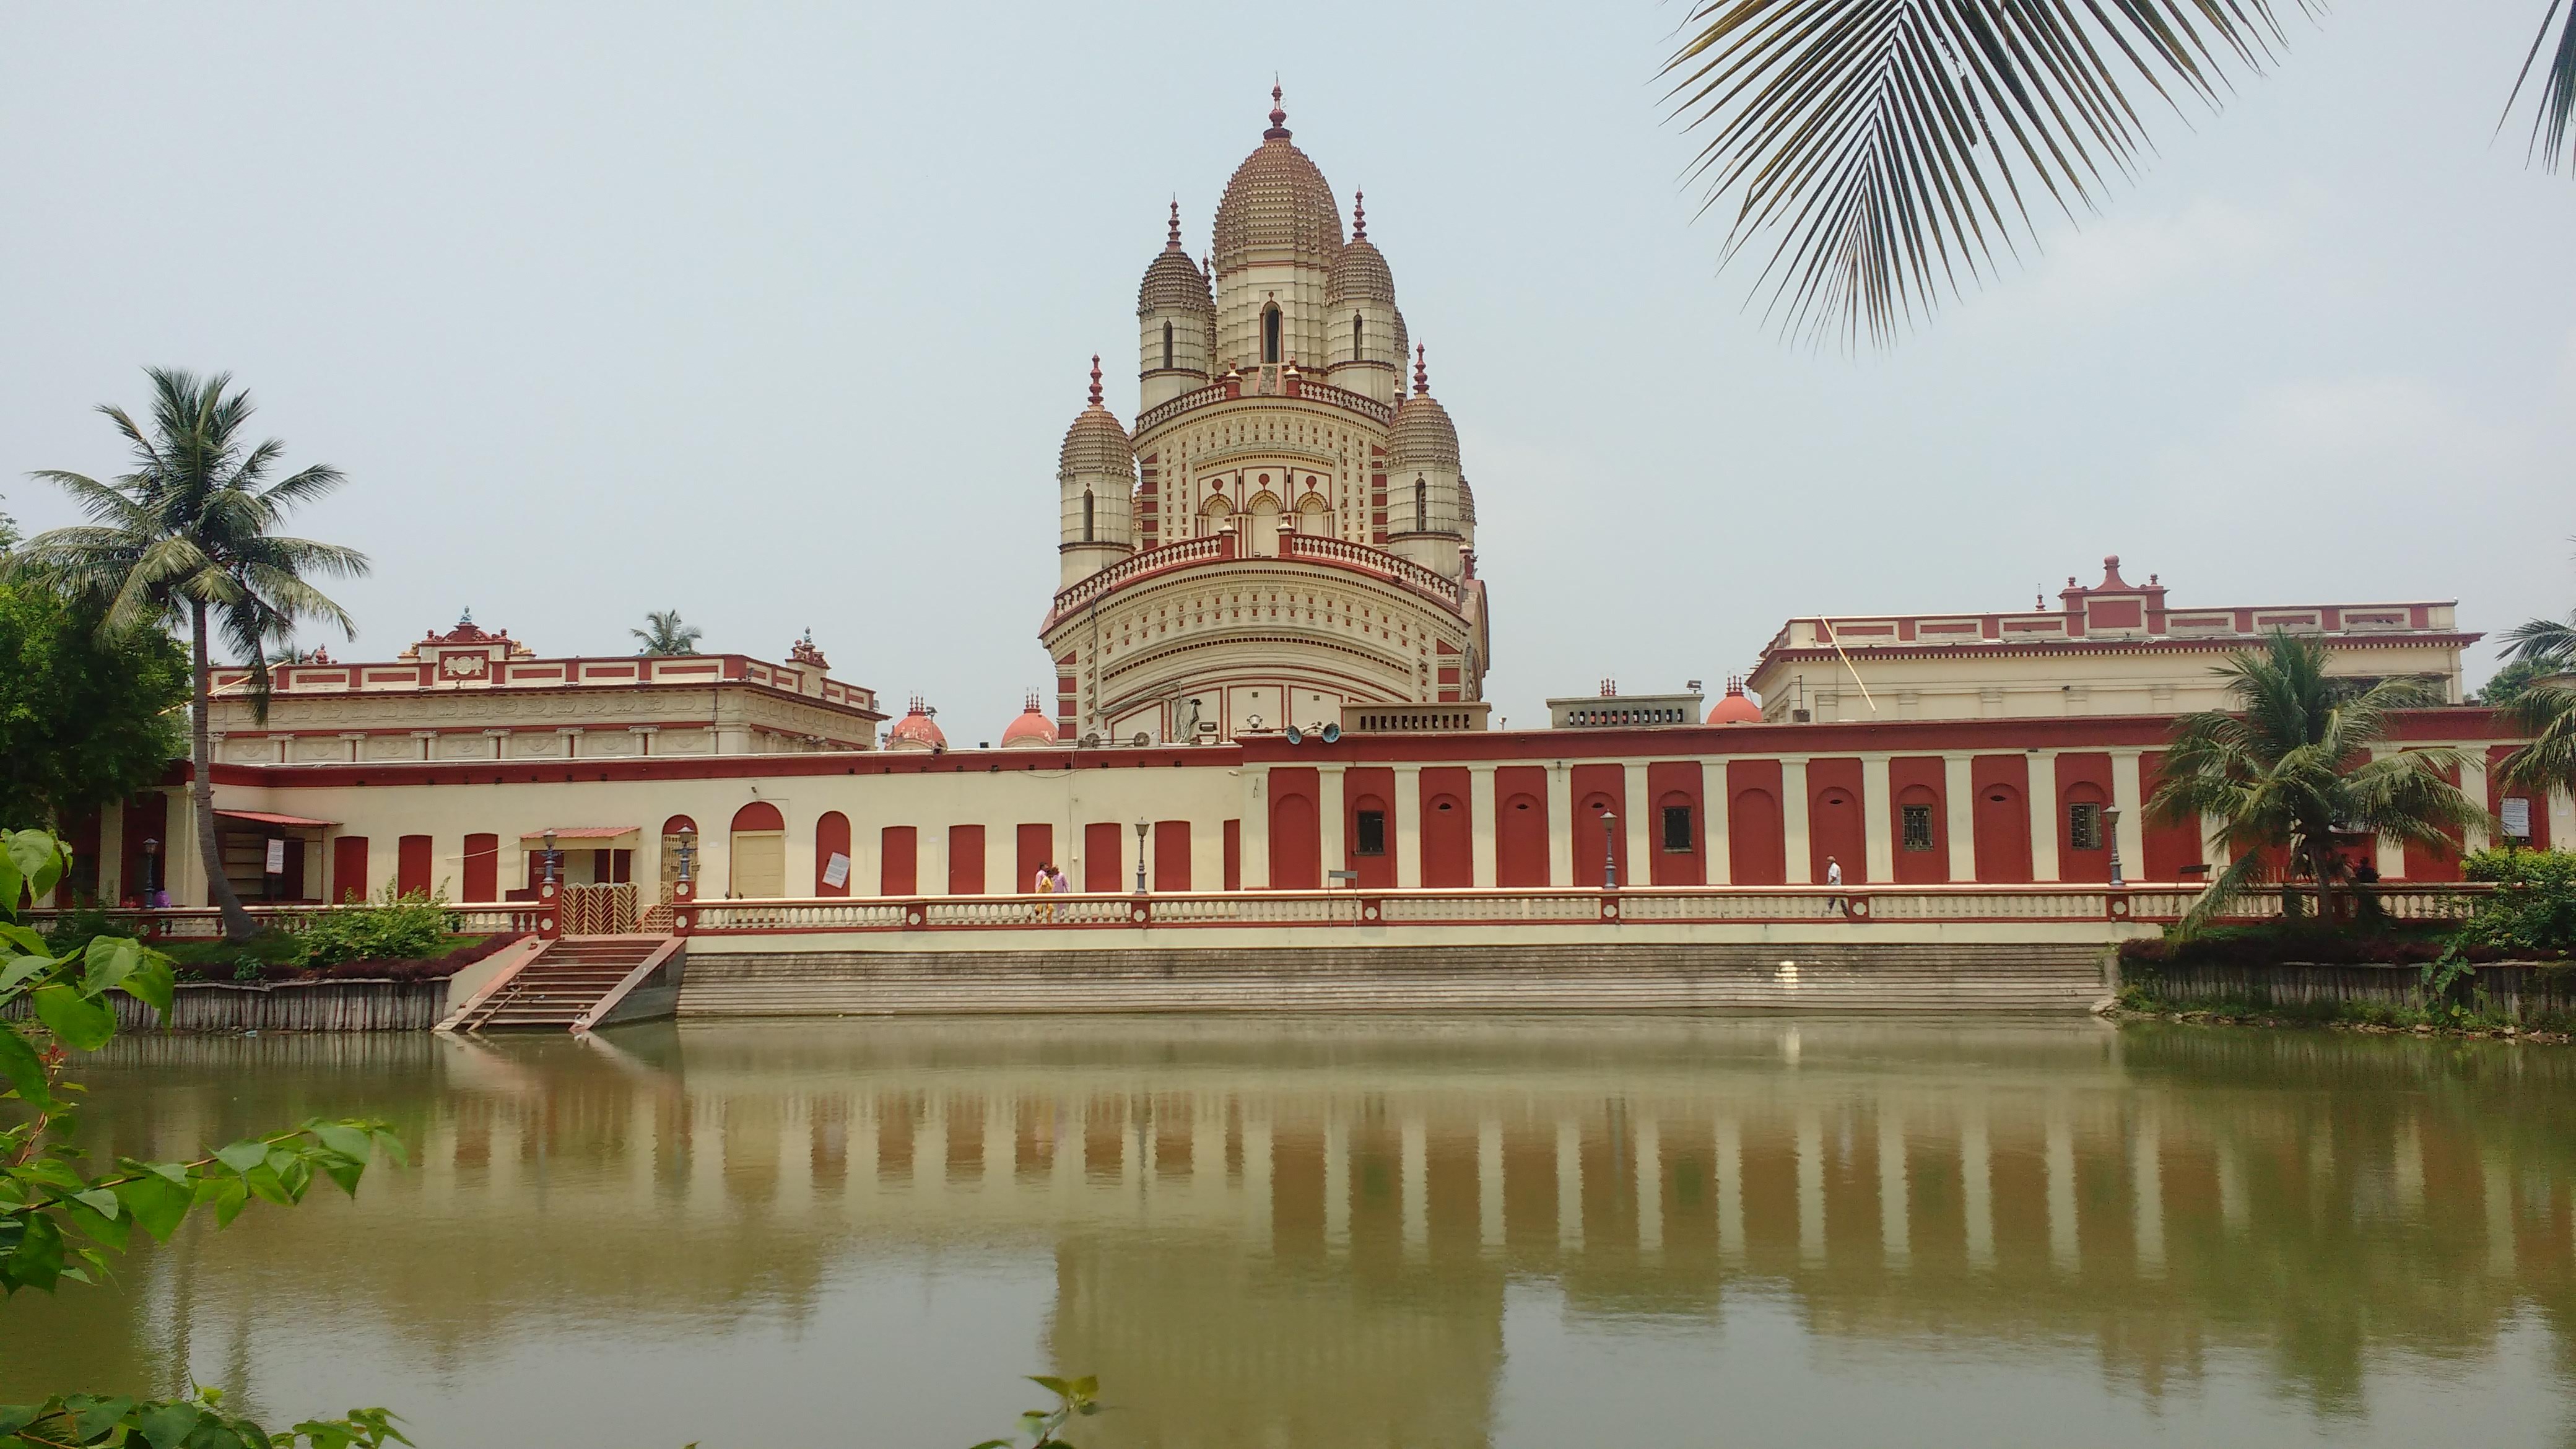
[1413,344,1428,394]
[1352,190,1366,240]
[459,605,473,625]
[1025,689,1042,711]
[1264,81,1290,140]
[1088,354,1102,407]
[1167,197,1181,248]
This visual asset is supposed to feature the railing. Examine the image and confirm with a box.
[1044,534,1235,629]
[1345,703,1492,733]
[559,882,640,935]
[1279,533,1465,610]
[1133,376,1396,433]
[1043,525,1469,635]
[17,902,547,939]
[676,883,2494,937]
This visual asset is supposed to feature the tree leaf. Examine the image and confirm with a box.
[113,1173,193,1241]
[83,936,141,997]
[0,1404,43,1435]
[311,1123,373,1163]
[30,984,116,1051]
[0,1024,54,1108]
[121,958,176,1016]
[137,1399,206,1449]
[1,955,53,996]
[213,1140,271,1174]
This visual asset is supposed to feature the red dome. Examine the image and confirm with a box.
[887,695,947,751]
[1707,677,1762,724]
[1000,695,1058,748]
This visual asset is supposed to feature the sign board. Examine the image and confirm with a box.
[2501,797,2533,840]
[822,852,850,889]
[264,838,287,876]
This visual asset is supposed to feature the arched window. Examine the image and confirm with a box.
[1082,490,1095,542]
[1413,476,1427,534]
[1261,305,1282,364]
[1351,313,1364,358]
[1161,321,1174,371]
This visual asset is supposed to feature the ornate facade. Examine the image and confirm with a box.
[1042,90,1490,747]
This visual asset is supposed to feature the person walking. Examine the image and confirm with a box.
[1824,855,1844,913]
[1034,861,1056,921]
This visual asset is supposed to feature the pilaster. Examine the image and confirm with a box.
[1860,754,1894,884]
[2461,756,2491,853]
[1704,759,1731,884]
[1469,765,1499,887]
[1943,754,1976,884]
[1782,757,1812,885]
[1244,770,1272,888]
[2027,749,2061,882]
[1622,763,1651,882]
[1546,765,1573,887]
[1394,765,1422,889]
[1318,765,1347,878]
[2111,749,2147,880]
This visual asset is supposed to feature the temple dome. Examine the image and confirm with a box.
[1060,359,1135,479]
[1212,87,1342,274]
[1139,204,1214,315]
[1386,348,1460,468]
[1707,677,1762,724]
[1000,694,1057,748]
[887,695,947,751]
[1326,195,1394,304]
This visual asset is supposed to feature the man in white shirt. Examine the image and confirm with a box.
[1824,855,1844,913]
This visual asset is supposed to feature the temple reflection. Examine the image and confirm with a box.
[19,1019,2576,1439]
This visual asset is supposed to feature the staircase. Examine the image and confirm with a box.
[449,936,676,1032]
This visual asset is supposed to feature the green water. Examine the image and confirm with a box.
[4,1018,2574,1447]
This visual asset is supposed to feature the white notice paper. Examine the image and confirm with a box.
[822,852,850,889]
[2501,797,2532,840]
[264,838,287,875]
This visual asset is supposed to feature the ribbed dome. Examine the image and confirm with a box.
[1059,357,1135,479]
[1212,88,1342,274]
[1707,678,1762,724]
[1326,193,1394,304]
[1387,348,1460,469]
[1458,476,1477,526]
[887,696,948,751]
[1000,694,1057,748]
[1138,202,1212,314]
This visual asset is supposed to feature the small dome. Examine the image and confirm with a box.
[1458,476,1477,526]
[1001,692,1057,748]
[1139,201,1213,315]
[887,695,947,751]
[1060,357,1135,479]
[1212,87,1342,275]
[1707,677,1762,725]
[1326,192,1395,305]
[1386,346,1460,469]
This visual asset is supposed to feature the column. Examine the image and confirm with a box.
[1782,757,1812,885]
[2552,785,2576,858]
[1961,1102,1993,1268]
[2132,1110,2164,1277]
[1191,820,1224,895]
[919,827,948,899]
[1394,765,1423,889]
[1546,765,1573,886]
[2461,757,2492,853]
[97,806,125,903]
[2111,750,2147,881]
[1324,1113,1350,1252]
[1478,1118,1505,1251]
[2045,1110,2077,1272]
[1556,1118,1584,1251]
[2028,751,2062,882]
[1469,765,1499,887]
[1401,1115,1428,1257]
[2369,746,2410,879]
[1319,765,1347,878]
[1622,763,1652,884]
[1943,754,1977,884]
[1243,770,1271,889]
[1878,1108,1908,1268]
[1635,1113,1662,1256]
[1715,1116,1745,1263]
[1861,755,1895,885]
[1796,1108,1825,1263]
[1704,760,1732,885]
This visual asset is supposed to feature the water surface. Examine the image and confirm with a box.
[6,1017,2574,1447]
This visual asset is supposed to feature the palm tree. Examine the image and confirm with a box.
[1662,3,2576,344]
[2147,630,2491,929]
[631,609,702,656]
[15,370,367,941]
[2494,542,2576,800]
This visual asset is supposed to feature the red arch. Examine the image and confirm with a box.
[1422,767,1474,888]
[1496,765,1549,886]
[1972,755,2033,883]
[814,811,851,896]
[731,801,783,833]
[1730,787,1785,886]
[1268,767,1321,889]
[1808,758,1866,884]
[1892,779,1946,884]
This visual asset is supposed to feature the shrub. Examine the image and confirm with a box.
[2457,846,2576,955]
[289,886,458,968]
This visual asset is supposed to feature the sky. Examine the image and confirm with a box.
[4,2,2570,741]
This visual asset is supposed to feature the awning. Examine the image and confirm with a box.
[519,826,639,842]
[215,809,337,829]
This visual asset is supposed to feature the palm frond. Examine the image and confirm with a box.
[1661,0,2308,346]
[2497,682,2576,792]
[2500,614,2576,669]
[2502,0,2576,172]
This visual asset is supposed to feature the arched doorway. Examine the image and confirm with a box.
[1422,790,1473,888]
[1973,783,2032,884]
[729,801,785,899]
[1730,788,1785,886]
[1497,788,1549,887]
[1809,780,1866,884]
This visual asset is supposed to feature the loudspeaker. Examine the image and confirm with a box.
[1284,725,1305,746]
[1319,723,1341,744]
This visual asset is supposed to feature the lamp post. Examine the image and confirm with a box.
[542,829,562,886]
[2104,807,2124,889]
[1601,811,1619,892]
[140,837,161,908]
[1134,820,1150,895]
[675,825,697,887]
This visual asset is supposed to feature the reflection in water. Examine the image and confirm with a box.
[6,1019,2575,1447]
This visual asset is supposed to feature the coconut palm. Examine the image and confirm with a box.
[2148,630,2491,929]
[631,609,702,656]
[1662,2,2576,344]
[15,369,367,941]
[2494,546,2576,798]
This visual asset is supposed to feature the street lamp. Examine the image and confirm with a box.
[2104,807,2124,889]
[1134,819,1150,894]
[1601,811,1619,892]
[675,824,697,885]
[140,837,162,907]
[542,829,561,885]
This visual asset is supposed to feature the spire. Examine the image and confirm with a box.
[1352,190,1366,240]
[1264,81,1290,141]
[1413,344,1428,395]
[1087,354,1103,407]
[1167,197,1181,249]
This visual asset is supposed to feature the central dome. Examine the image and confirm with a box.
[1212,87,1342,275]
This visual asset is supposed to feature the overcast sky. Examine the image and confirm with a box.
[4,2,2569,739]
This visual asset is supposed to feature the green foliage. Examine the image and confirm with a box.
[4,827,406,1443]
[968,1376,1102,1449]
[630,609,702,657]
[2456,847,2576,955]
[2473,658,2551,707]
[0,583,187,832]
[287,887,456,969]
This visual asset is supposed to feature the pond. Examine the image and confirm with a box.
[6,1017,2574,1447]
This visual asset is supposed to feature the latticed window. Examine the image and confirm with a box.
[2068,803,2104,851]
[1661,805,1693,853]
[1354,809,1387,856]
[1901,804,1934,851]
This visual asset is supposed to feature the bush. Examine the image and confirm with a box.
[289,886,458,968]
[2458,847,2576,955]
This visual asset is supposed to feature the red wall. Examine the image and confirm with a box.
[2139,752,2204,882]
[1889,757,1947,884]
[1084,820,1126,893]
[1222,819,1242,890]
[1570,764,1627,888]
[731,801,784,832]
[1647,761,1704,886]
[397,834,432,897]
[2054,752,2115,883]
[2493,745,2552,850]
[815,811,851,896]
[1268,767,1320,889]
[1154,820,1192,890]
[947,824,985,895]
[1970,756,2032,884]
[1808,757,1866,884]
[1727,759,1786,886]
[332,835,369,904]
[1344,766,1396,889]
[1421,767,1474,888]
[462,832,498,902]
[1017,823,1054,894]
[1495,765,1549,886]
[881,826,917,895]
